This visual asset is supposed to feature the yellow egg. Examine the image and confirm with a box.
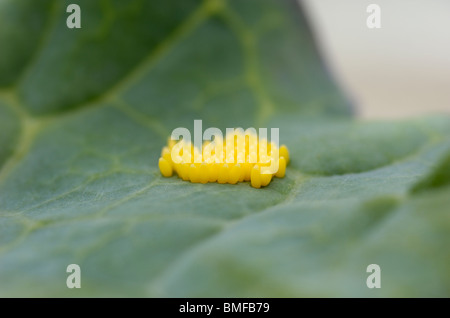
[179,163,190,181]
[279,145,290,164]
[243,162,252,181]
[159,157,173,177]
[159,133,290,188]
[228,164,241,184]
[251,165,262,189]
[189,164,200,183]
[217,164,229,184]
[260,167,273,186]
[208,163,219,182]
[161,146,172,163]
[276,156,286,178]
[199,163,209,184]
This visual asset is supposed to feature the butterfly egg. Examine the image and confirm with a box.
[159,157,173,177]
[189,164,201,183]
[228,164,241,184]
[208,163,219,182]
[217,164,229,184]
[176,163,187,181]
[243,162,253,181]
[250,164,262,189]
[260,167,273,187]
[275,156,287,178]
[279,145,290,164]
[160,134,290,188]
[178,163,190,181]
[161,146,172,164]
[172,161,180,174]
[199,163,209,184]
[238,164,245,182]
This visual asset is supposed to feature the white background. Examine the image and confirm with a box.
[301,0,450,118]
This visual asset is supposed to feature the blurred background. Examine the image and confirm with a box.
[301,0,450,118]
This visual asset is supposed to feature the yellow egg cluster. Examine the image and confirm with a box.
[158,131,289,188]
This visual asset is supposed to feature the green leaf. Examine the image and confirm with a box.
[0,0,449,297]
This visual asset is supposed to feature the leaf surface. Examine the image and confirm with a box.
[0,0,449,297]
